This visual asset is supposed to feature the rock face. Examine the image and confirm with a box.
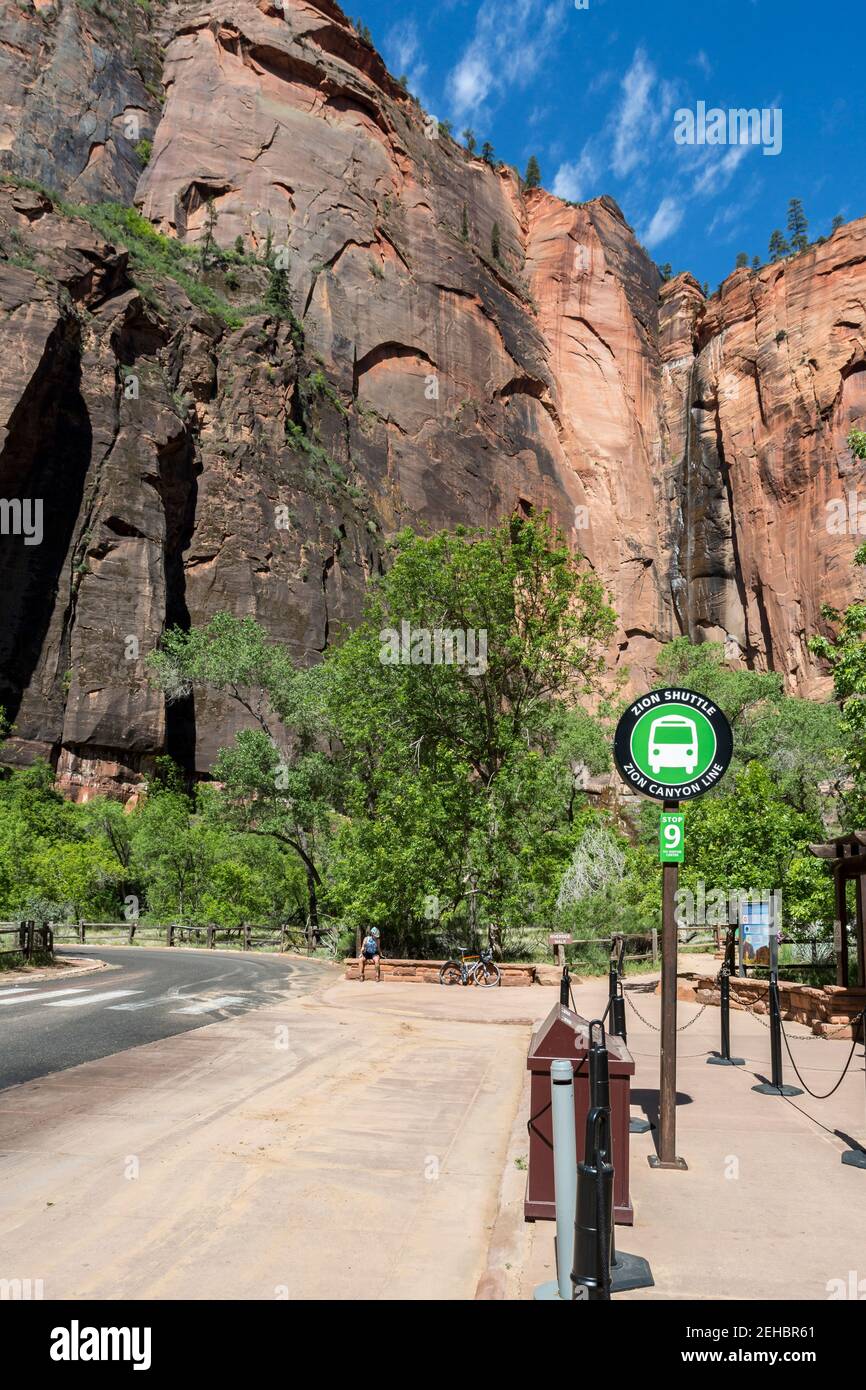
[661,237,866,691]
[0,0,864,795]
[0,0,163,203]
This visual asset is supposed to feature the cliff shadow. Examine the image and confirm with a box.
[0,316,92,728]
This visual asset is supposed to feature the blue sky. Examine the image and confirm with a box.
[355,0,864,288]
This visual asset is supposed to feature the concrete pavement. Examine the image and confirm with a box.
[3,959,863,1301]
[510,970,866,1301]
[0,972,533,1300]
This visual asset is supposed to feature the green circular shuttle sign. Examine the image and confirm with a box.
[613,688,733,802]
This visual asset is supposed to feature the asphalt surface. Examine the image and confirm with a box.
[0,946,332,1089]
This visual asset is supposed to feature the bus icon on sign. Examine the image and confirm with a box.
[648,714,698,776]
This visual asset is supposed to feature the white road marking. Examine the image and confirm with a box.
[1,988,92,1006]
[43,990,143,1008]
[111,990,253,1012]
[171,995,250,1015]
[109,995,177,1012]
[0,989,43,1006]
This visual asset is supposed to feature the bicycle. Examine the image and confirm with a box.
[438,945,501,987]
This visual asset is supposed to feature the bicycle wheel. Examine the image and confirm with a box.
[439,961,463,986]
[472,960,501,987]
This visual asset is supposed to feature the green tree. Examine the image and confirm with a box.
[787,197,809,253]
[653,638,842,817]
[524,155,541,189]
[735,251,748,268]
[322,517,615,935]
[199,197,218,273]
[131,789,213,922]
[149,614,335,931]
[831,214,844,234]
[462,128,476,154]
[263,235,293,320]
[481,141,495,164]
[683,762,829,926]
[768,228,790,262]
[807,430,866,823]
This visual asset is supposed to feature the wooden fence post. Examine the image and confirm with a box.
[78,919,85,944]
[243,924,251,952]
[280,924,287,954]
[207,925,214,949]
[651,926,659,967]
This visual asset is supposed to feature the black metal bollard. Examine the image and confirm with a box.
[608,947,628,1042]
[752,971,802,1096]
[610,988,627,1043]
[574,1021,654,1295]
[707,966,744,1066]
[571,1106,613,1301]
[560,964,571,1007]
[769,977,783,1085]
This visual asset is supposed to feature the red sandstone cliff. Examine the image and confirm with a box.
[0,0,863,795]
[661,237,866,692]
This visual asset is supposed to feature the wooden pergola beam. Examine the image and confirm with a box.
[809,834,866,986]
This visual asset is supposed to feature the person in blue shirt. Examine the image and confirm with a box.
[360,926,382,981]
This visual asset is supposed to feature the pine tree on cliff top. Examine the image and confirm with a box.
[524,155,541,189]
[768,228,790,262]
[787,198,809,253]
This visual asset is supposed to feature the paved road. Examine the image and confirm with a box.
[0,946,332,1089]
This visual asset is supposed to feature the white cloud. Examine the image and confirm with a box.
[450,50,493,118]
[446,0,569,122]
[385,20,429,107]
[642,196,684,247]
[611,48,656,178]
[552,148,597,201]
[692,142,752,197]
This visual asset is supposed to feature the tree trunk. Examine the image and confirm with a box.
[306,865,319,945]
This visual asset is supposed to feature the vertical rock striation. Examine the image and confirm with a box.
[0,0,864,795]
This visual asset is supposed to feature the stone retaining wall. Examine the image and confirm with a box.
[680,974,865,1038]
[344,958,540,986]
